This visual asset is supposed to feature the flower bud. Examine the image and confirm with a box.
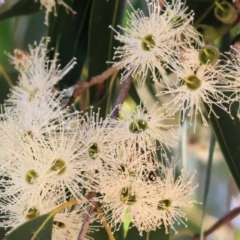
[196,25,219,43]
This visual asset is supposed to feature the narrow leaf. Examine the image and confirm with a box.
[87,0,125,114]
[49,0,92,89]
[87,0,125,78]
[207,33,240,190]
[200,132,215,239]
[125,226,169,240]
[207,101,240,190]
[5,212,54,240]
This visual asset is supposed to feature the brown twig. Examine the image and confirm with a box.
[193,206,240,240]
[96,204,116,240]
[77,192,97,240]
[67,65,119,106]
[110,74,133,119]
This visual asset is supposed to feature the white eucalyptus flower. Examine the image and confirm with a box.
[39,128,98,202]
[0,195,45,229]
[6,38,76,110]
[116,104,176,155]
[77,108,120,173]
[111,0,191,87]
[149,165,198,233]
[162,0,203,45]
[157,63,231,130]
[0,136,55,206]
[1,193,92,240]
[99,161,157,234]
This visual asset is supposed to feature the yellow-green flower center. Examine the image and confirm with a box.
[120,187,137,205]
[50,159,66,175]
[25,169,38,184]
[184,75,202,91]
[88,143,100,160]
[129,119,148,133]
[157,199,172,211]
[141,34,155,51]
[54,221,66,228]
[25,207,40,220]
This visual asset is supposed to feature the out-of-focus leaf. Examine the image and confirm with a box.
[0,19,13,66]
[5,212,54,240]
[207,100,240,191]
[87,0,125,78]
[125,226,169,240]
[0,71,18,105]
[87,0,125,116]
[0,0,40,22]
[49,0,92,89]
[208,33,240,190]
[200,133,215,237]
[23,11,47,49]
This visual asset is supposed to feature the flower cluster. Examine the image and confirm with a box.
[0,35,197,238]
[111,0,202,87]
[113,0,240,130]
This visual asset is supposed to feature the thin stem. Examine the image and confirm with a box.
[194,2,215,26]
[52,199,79,214]
[76,70,132,239]
[67,65,119,106]
[96,204,116,240]
[31,199,80,240]
[77,192,97,240]
[193,206,240,240]
[110,74,133,119]
[146,232,150,240]
[0,64,14,88]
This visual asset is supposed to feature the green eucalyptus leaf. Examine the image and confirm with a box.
[5,212,55,240]
[208,33,240,190]
[88,221,125,240]
[0,20,13,65]
[0,0,40,22]
[200,133,215,236]
[207,100,240,190]
[87,0,125,78]
[125,226,169,240]
[49,0,92,89]
[87,0,125,114]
